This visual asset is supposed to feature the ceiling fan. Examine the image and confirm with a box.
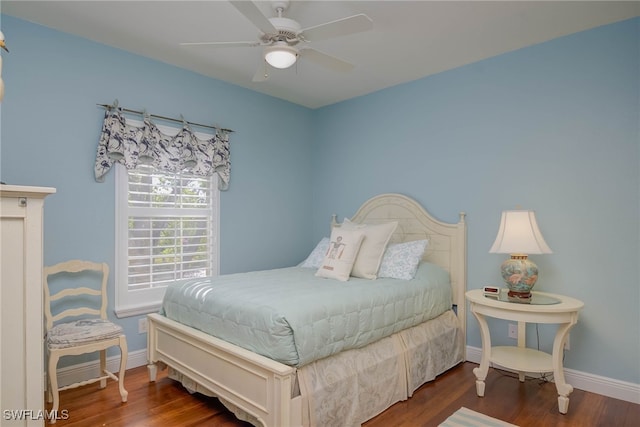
[180,0,373,82]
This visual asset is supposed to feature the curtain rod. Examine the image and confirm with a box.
[97,103,234,133]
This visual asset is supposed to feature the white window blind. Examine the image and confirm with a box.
[115,122,219,317]
[127,165,214,287]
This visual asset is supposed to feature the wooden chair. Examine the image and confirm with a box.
[44,260,128,423]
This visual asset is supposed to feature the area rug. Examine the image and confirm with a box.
[439,407,519,427]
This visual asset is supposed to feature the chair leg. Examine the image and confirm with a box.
[48,352,60,424]
[46,354,53,404]
[99,350,107,389]
[118,336,128,402]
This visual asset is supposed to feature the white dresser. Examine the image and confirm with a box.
[1,185,55,426]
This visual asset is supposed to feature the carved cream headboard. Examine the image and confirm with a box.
[349,193,467,338]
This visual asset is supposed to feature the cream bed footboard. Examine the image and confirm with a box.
[147,312,303,427]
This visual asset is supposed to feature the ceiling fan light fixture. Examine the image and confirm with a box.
[264,42,298,69]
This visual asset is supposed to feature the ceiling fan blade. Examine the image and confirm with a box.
[300,48,354,73]
[180,41,259,48]
[229,0,277,35]
[300,14,373,42]
[252,61,270,83]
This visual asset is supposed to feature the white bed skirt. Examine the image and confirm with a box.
[169,310,463,427]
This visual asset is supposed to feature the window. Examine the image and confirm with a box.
[114,124,219,317]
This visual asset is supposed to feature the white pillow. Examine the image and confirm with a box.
[378,239,429,280]
[315,227,365,281]
[300,237,329,268]
[340,219,398,279]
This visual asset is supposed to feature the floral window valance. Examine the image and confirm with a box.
[94,107,231,190]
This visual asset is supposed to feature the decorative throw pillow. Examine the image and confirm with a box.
[300,237,330,268]
[315,227,365,281]
[378,239,429,280]
[340,219,398,279]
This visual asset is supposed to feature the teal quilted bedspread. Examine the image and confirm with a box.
[160,262,452,367]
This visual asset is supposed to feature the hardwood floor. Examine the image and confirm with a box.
[47,362,638,426]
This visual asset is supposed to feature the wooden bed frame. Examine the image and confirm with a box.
[147,193,467,427]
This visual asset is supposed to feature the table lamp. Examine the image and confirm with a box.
[489,210,552,299]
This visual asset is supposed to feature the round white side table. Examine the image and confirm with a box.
[465,288,584,414]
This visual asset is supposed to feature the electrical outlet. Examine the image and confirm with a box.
[564,334,570,350]
[508,323,517,339]
[138,318,148,334]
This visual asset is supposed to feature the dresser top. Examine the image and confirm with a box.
[1,184,56,198]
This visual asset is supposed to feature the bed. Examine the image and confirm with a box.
[147,193,467,427]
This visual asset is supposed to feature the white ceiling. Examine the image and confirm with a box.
[3,1,639,109]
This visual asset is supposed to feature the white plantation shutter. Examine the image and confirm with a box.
[115,122,219,317]
[127,165,215,288]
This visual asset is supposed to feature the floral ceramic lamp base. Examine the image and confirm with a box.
[500,255,538,299]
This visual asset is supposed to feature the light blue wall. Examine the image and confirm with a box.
[312,18,639,384]
[0,15,314,358]
[1,14,638,385]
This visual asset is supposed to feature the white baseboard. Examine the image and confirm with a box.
[53,346,639,405]
[466,345,640,404]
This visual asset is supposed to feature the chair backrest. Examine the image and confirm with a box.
[43,260,109,332]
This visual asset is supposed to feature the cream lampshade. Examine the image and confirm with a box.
[489,210,552,300]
